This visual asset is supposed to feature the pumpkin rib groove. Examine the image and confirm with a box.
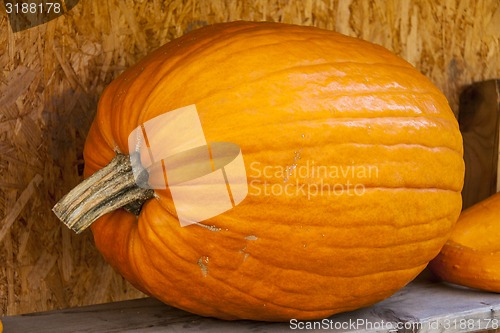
[244,213,452,232]
[155,24,415,74]
[205,65,437,93]
[136,245,278,316]
[133,233,246,316]
[133,31,320,105]
[232,114,458,132]
[131,213,254,319]
[310,89,450,100]
[231,36,415,66]
[244,246,443,282]
[143,226,201,272]
[186,276,403,313]
[189,38,417,72]
[148,191,459,232]
[168,26,335,63]
[311,136,461,154]
[161,254,423,312]
[138,204,203,264]
[244,175,461,192]
[144,241,420,314]
[126,226,157,297]
[146,198,456,240]
[249,235,450,262]
[135,201,446,297]
[137,23,263,79]
[131,211,333,316]
[140,203,448,278]
[243,140,462,155]
[310,115,457,125]
[135,207,278,316]
[318,117,459,132]
[100,26,267,142]
[140,219,448,270]
[249,183,458,192]
[195,85,451,111]
[237,116,458,131]
[216,268,418,304]
[140,42,448,120]
[103,222,153,297]
[135,68,453,139]
[156,71,450,115]
[254,217,454,242]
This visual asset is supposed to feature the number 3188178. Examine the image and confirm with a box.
[5,2,62,14]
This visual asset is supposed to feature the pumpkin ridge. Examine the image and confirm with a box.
[129,226,247,320]
[186,80,452,111]
[181,262,424,313]
[244,254,440,287]
[156,215,452,241]
[127,228,156,296]
[247,183,459,192]
[248,236,449,266]
[243,138,462,154]
[97,26,266,149]
[138,209,203,266]
[220,268,415,301]
[190,276,399,313]
[133,30,321,105]
[132,220,305,318]
[307,115,458,126]
[155,66,450,111]
[171,23,410,69]
[235,213,455,235]
[83,122,116,170]
[137,226,420,314]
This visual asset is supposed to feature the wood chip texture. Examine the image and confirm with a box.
[0,0,499,315]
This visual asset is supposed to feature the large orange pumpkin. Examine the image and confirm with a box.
[55,21,464,321]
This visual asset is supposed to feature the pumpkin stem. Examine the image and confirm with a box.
[53,154,154,234]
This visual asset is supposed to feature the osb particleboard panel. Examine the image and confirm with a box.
[0,0,499,316]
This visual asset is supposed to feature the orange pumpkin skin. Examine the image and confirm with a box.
[429,193,500,293]
[84,21,464,321]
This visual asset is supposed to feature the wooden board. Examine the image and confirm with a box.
[460,79,500,210]
[2,273,500,333]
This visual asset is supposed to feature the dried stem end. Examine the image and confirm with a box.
[53,154,154,234]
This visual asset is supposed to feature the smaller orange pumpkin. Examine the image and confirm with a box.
[429,192,500,292]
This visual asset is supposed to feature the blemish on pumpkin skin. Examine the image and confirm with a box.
[239,246,249,261]
[283,149,302,183]
[197,223,221,232]
[239,236,258,262]
[197,256,209,277]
